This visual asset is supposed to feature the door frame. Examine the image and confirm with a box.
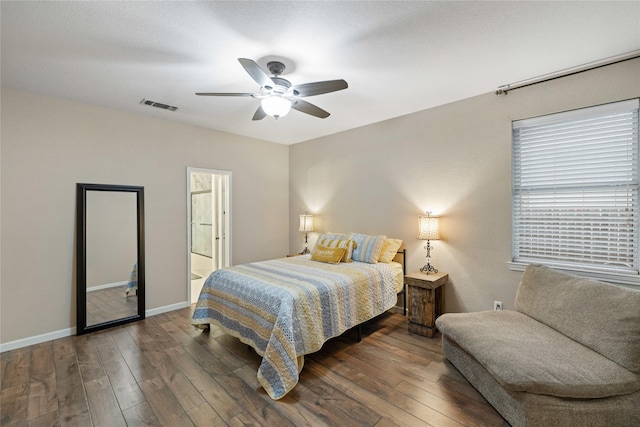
[186,167,232,304]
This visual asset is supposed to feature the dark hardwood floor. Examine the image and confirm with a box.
[1,307,507,426]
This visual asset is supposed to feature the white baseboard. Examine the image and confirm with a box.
[0,327,78,353]
[0,301,191,353]
[145,301,189,317]
[87,280,128,292]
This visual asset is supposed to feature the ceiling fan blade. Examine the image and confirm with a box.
[238,58,275,89]
[293,79,348,97]
[195,92,255,96]
[291,99,330,118]
[252,105,267,121]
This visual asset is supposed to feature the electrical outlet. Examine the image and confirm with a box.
[494,301,503,311]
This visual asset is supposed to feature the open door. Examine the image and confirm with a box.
[187,168,231,303]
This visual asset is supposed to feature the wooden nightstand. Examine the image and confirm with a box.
[405,271,448,338]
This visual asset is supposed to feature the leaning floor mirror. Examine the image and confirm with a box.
[76,183,145,335]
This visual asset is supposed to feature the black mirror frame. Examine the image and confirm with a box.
[76,183,145,335]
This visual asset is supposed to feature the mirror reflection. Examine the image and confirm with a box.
[85,191,138,326]
[76,183,145,335]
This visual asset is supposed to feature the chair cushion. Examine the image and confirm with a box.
[515,265,640,373]
[436,310,640,398]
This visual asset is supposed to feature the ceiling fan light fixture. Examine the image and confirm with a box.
[196,57,348,120]
[261,95,291,118]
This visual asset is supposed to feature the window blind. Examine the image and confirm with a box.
[512,99,640,279]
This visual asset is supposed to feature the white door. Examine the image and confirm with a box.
[187,168,231,303]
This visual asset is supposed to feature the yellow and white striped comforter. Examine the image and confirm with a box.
[191,255,399,399]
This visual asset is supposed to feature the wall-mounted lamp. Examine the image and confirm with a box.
[418,212,440,274]
[299,213,314,254]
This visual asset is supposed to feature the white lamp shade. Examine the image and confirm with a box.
[299,214,314,232]
[261,96,291,118]
[418,215,440,240]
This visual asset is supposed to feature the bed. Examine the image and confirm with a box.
[191,232,404,399]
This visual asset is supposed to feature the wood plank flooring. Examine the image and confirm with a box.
[1,307,508,426]
[86,285,138,327]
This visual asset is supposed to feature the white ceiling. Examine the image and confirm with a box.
[2,1,639,145]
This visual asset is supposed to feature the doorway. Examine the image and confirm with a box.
[187,168,231,303]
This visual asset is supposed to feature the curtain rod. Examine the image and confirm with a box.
[495,50,640,95]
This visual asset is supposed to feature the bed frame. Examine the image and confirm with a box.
[397,248,407,314]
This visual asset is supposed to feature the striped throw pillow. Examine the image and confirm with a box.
[346,233,387,264]
[311,232,345,253]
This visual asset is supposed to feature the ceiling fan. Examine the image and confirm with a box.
[196,58,348,120]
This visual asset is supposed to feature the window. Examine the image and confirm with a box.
[511,99,640,285]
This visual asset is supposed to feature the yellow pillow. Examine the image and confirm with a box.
[317,238,358,262]
[378,238,403,263]
[311,244,347,264]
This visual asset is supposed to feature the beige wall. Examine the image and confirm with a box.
[1,87,289,345]
[289,58,640,313]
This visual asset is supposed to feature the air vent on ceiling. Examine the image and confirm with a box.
[140,98,178,111]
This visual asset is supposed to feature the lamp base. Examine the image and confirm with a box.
[421,241,438,274]
[420,263,438,274]
[300,231,311,255]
